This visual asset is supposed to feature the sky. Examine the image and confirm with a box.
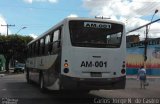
[0,0,160,40]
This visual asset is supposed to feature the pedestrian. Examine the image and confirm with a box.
[137,66,147,89]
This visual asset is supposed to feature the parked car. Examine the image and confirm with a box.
[14,63,25,73]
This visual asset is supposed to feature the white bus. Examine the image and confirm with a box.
[26,17,126,92]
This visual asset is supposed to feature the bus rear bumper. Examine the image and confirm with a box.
[60,75,126,90]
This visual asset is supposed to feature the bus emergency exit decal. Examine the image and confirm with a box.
[80,61,107,68]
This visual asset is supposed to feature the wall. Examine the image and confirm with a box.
[126,43,160,75]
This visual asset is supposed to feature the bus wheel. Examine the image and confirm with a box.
[26,69,30,84]
[77,90,90,94]
[39,72,45,92]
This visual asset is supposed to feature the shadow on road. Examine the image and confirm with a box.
[2,81,119,104]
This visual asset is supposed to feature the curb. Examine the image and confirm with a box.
[0,74,5,77]
[127,75,160,79]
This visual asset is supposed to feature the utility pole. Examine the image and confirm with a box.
[144,25,148,61]
[144,9,158,62]
[1,24,15,36]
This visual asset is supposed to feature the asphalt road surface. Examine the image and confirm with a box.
[0,73,160,104]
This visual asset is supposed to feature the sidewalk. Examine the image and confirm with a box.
[0,70,17,76]
[0,70,6,77]
[127,75,160,79]
[0,70,7,74]
[1,71,160,79]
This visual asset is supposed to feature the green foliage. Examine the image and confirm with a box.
[0,34,34,71]
[0,35,6,41]
[0,34,33,44]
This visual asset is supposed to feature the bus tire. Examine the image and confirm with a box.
[26,68,30,84]
[114,77,126,89]
[39,72,46,93]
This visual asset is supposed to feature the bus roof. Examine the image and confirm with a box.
[28,17,125,45]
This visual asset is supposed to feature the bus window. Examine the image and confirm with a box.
[43,37,45,55]
[106,32,121,45]
[48,33,53,54]
[69,21,123,48]
[33,43,36,56]
[40,38,44,45]
[45,35,50,45]
[40,38,45,55]
[30,44,33,57]
[50,32,53,43]
[28,45,31,57]
[45,35,50,55]
[51,29,61,54]
[53,30,60,42]
[36,40,40,56]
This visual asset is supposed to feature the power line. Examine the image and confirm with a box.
[1,24,15,36]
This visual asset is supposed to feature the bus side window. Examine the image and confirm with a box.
[37,40,40,56]
[33,43,36,57]
[35,41,38,56]
[52,29,61,54]
[53,30,59,42]
[30,45,32,57]
[43,37,46,55]
[28,45,31,57]
[35,40,40,56]
[40,39,42,55]
[30,44,33,57]
[45,35,50,55]
[40,38,45,56]
[48,32,53,54]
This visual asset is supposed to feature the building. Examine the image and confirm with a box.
[126,37,160,75]
[126,35,140,43]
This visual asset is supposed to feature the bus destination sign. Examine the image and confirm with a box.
[84,22,111,29]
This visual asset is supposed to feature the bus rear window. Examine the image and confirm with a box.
[69,20,123,48]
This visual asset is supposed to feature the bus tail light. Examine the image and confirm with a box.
[122,61,125,68]
[121,61,126,74]
[64,62,69,73]
[64,68,69,73]
[121,69,125,74]
[64,63,69,68]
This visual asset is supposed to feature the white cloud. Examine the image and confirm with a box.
[132,0,160,2]
[29,33,38,39]
[126,17,148,30]
[24,0,32,3]
[48,0,58,3]
[67,14,78,18]
[83,0,160,18]
[83,0,160,39]
[0,15,11,35]
[127,17,160,40]
[24,0,58,4]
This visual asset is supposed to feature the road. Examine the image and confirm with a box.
[0,73,160,104]
[91,77,160,98]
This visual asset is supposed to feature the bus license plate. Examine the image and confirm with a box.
[90,72,102,77]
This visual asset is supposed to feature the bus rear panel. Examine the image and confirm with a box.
[60,19,126,90]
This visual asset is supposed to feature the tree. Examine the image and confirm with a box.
[0,34,33,72]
